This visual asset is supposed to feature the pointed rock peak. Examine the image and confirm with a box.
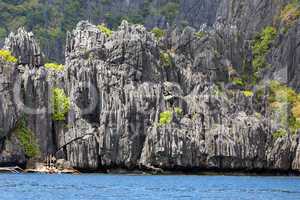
[114,20,149,42]
[4,27,43,67]
[75,20,99,32]
[181,26,196,37]
[65,21,105,59]
[119,20,129,29]
[118,20,146,33]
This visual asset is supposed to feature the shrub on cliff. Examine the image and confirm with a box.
[0,49,17,63]
[97,24,113,37]
[269,80,300,137]
[160,52,173,68]
[15,118,40,158]
[159,111,173,125]
[273,129,288,139]
[231,77,245,87]
[252,26,277,71]
[174,107,183,116]
[243,90,254,97]
[45,63,64,72]
[52,88,71,121]
[151,28,166,40]
[195,31,206,39]
[280,1,300,26]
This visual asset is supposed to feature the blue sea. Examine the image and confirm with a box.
[0,174,300,200]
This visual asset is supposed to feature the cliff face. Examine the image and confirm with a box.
[0,0,300,173]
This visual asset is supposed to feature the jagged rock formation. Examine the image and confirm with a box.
[4,28,43,67]
[0,0,222,63]
[0,0,300,173]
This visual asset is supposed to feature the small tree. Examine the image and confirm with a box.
[52,88,71,121]
[97,24,113,37]
[45,63,64,72]
[0,49,17,63]
[151,27,166,40]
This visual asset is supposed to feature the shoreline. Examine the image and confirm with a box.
[85,169,300,177]
[2,171,300,177]
[22,168,300,176]
[1,165,300,176]
[72,165,300,176]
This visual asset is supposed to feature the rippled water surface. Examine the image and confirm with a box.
[0,174,300,200]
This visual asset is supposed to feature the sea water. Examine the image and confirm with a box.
[0,174,299,200]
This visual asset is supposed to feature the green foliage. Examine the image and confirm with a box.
[288,114,300,133]
[252,26,277,71]
[253,26,277,55]
[195,31,206,39]
[52,88,71,121]
[211,85,224,97]
[0,0,184,62]
[159,111,173,125]
[272,128,288,139]
[160,52,173,68]
[292,101,300,118]
[174,107,183,116]
[268,80,300,135]
[280,1,300,26]
[45,63,64,72]
[252,55,266,72]
[97,24,113,37]
[254,112,262,119]
[15,118,40,158]
[232,78,245,87]
[0,49,17,63]
[243,90,254,97]
[269,80,298,103]
[121,12,145,25]
[151,27,166,40]
[160,1,180,22]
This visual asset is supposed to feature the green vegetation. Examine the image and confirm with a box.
[174,107,183,116]
[97,24,113,37]
[121,12,145,25]
[269,80,300,137]
[45,63,64,72]
[159,107,183,126]
[243,90,254,97]
[273,128,288,139]
[280,1,300,26]
[52,88,71,121]
[211,85,224,97]
[151,27,166,40]
[0,0,183,62]
[159,111,173,125]
[15,118,40,158]
[232,78,245,87]
[269,81,298,104]
[0,49,17,63]
[195,31,206,39]
[160,52,173,68]
[252,26,277,72]
[160,1,180,22]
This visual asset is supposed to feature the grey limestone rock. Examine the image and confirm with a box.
[0,0,300,173]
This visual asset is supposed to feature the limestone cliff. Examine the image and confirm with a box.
[0,0,300,173]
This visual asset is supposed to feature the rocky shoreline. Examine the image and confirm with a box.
[2,165,300,176]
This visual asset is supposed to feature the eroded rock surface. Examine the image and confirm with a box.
[0,0,300,173]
